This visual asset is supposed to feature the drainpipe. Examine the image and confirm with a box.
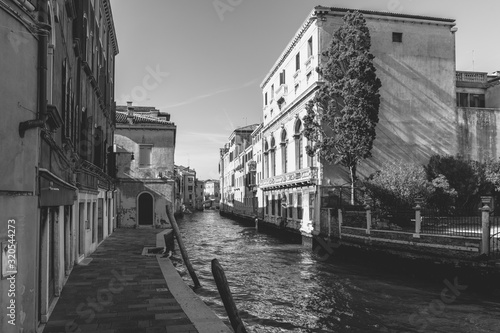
[19,0,50,138]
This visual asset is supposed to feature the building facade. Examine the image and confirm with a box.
[0,0,118,331]
[175,165,197,211]
[455,71,500,161]
[204,179,221,208]
[114,102,177,227]
[218,7,476,243]
[219,124,259,217]
[195,179,205,210]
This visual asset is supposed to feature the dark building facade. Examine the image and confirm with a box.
[0,0,118,331]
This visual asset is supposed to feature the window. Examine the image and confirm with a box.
[277,195,282,217]
[270,137,276,177]
[288,193,293,218]
[297,193,303,219]
[470,94,485,107]
[307,37,313,57]
[295,84,299,94]
[392,32,403,43]
[306,72,311,84]
[139,145,152,167]
[309,192,315,221]
[307,138,315,167]
[188,177,194,182]
[188,186,193,191]
[296,52,300,71]
[265,92,268,106]
[457,93,485,107]
[271,84,274,100]
[279,70,286,85]
[271,195,275,215]
[265,195,269,214]
[295,120,303,170]
[264,141,269,179]
[189,194,192,200]
[281,130,287,174]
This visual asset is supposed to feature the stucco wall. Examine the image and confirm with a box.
[115,126,176,227]
[486,83,500,109]
[319,14,456,182]
[115,128,175,179]
[117,181,174,228]
[0,196,38,332]
[457,107,499,161]
[0,8,38,192]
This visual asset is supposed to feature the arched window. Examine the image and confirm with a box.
[294,119,303,170]
[281,129,287,174]
[270,136,276,177]
[264,140,269,179]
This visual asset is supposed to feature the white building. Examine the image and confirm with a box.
[258,6,457,244]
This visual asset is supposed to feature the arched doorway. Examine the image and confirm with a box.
[138,192,154,225]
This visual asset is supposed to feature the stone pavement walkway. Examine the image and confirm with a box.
[43,228,200,333]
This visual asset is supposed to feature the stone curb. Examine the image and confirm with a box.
[156,256,233,333]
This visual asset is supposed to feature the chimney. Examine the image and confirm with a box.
[127,101,134,124]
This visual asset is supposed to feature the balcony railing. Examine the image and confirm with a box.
[456,71,487,83]
[260,167,317,188]
[304,55,314,72]
[275,84,288,100]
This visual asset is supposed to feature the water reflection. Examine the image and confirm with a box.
[177,210,500,332]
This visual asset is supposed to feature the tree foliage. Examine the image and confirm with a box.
[303,11,382,194]
[365,155,500,215]
[364,161,437,209]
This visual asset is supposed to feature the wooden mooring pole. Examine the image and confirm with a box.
[166,205,201,289]
[211,259,247,333]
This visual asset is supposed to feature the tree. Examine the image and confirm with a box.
[303,11,381,204]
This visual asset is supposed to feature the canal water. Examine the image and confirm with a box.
[176,210,500,333]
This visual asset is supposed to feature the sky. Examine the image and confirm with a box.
[109,0,500,180]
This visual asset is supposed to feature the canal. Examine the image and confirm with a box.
[176,210,500,332]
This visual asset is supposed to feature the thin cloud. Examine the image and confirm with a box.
[179,131,228,145]
[161,79,258,109]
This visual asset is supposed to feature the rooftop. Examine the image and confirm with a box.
[115,111,175,126]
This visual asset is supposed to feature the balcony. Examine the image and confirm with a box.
[304,55,314,73]
[456,71,487,83]
[260,167,317,189]
[456,71,488,89]
[275,84,288,101]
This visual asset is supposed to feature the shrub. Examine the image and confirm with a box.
[364,161,434,209]
[424,155,500,213]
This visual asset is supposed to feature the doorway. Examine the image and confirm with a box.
[98,198,103,242]
[138,192,154,225]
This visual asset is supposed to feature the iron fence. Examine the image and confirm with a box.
[491,216,500,259]
[371,205,416,233]
[420,207,482,238]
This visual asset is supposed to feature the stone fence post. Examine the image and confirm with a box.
[338,208,343,239]
[414,197,423,238]
[365,198,372,235]
[481,196,492,256]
